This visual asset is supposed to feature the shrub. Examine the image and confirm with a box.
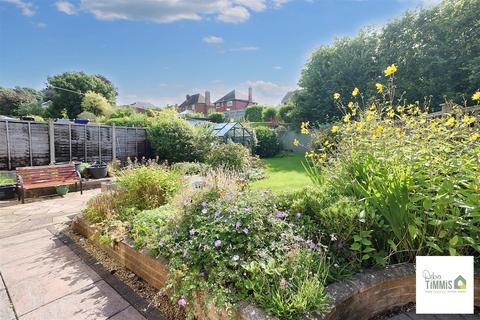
[171,162,211,176]
[206,143,251,171]
[148,117,214,163]
[150,190,329,318]
[83,191,122,223]
[303,65,480,266]
[254,127,281,158]
[131,204,179,254]
[116,165,181,211]
[207,112,225,123]
[278,103,294,123]
[104,112,151,127]
[262,107,278,122]
[244,105,264,122]
[81,91,113,116]
[77,111,97,121]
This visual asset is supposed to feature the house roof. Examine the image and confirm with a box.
[214,90,249,103]
[281,91,295,104]
[179,93,205,108]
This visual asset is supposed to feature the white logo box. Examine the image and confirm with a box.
[416,256,474,314]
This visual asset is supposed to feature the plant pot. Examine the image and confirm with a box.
[0,184,16,200]
[87,165,108,179]
[56,185,69,196]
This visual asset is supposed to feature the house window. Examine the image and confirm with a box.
[227,101,233,107]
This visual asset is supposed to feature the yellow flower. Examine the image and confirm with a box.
[397,106,404,113]
[470,133,480,141]
[472,91,480,101]
[293,139,300,146]
[352,87,359,97]
[384,64,398,77]
[445,117,456,127]
[462,115,476,125]
[300,121,310,135]
[375,83,383,93]
[334,93,341,100]
[373,125,384,137]
[343,113,351,123]
[331,125,339,134]
[348,101,354,109]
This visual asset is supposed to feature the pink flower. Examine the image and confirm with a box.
[214,240,222,247]
[178,298,187,307]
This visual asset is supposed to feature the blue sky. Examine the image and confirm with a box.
[0,0,438,106]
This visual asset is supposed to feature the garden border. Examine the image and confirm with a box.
[72,215,274,320]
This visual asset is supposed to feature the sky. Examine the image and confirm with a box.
[0,0,440,106]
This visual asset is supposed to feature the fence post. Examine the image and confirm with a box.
[112,124,116,161]
[84,125,88,162]
[5,120,11,170]
[28,122,33,166]
[48,119,55,164]
[69,123,72,162]
[98,125,102,162]
[135,128,138,158]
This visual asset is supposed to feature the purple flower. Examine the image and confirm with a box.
[235,221,241,229]
[293,235,303,242]
[199,272,205,277]
[242,228,249,235]
[178,298,187,307]
[182,251,188,258]
[232,255,240,261]
[296,212,302,219]
[336,241,345,249]
[159,239,165,246]
[189,229,196,236]
[275,211,287,219]
[330,234,337,242]
[245,207,252,212]
[151,225,158,230]
[214,240,222,247]
[306,240,316,250]
[214,212,221,217]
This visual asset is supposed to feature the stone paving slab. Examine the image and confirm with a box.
[110,306,148,320]
[19,281,130,320]
[0,288,15,320]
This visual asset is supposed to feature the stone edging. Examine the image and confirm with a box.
[72,216,273,320]
[313,263,480,320]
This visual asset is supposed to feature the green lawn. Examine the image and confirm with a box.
[251,153,312,193]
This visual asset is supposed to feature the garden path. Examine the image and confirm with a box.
[0,190,147,320]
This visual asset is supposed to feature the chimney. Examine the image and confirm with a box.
[248,86,253,103]
[205,91,211,106]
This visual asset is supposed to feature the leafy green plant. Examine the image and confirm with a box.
[242,249,330,319]
[253,127,281,158]
[208,112,225,123]
[116,165,181,211]
[171,162,211,176]
[0,175,15,185]
[206,143,251,171]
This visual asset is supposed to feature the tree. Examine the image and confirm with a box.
[0,87,43,115]
[254,127,281,158]
[293,0,480,125]
[244,105,264,122]
[46,72,117,118]
[262,107,278,122]
[15,101,45,117]
[81,91,113,116]
[278,103,294,123]
[208,112,225,123]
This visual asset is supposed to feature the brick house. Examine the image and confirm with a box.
[177,91,212,115]
[214,87,253,112]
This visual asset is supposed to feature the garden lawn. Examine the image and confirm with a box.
[251,153,312,193]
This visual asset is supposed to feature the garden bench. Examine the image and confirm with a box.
[16,164,82,203]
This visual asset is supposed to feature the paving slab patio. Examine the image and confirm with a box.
[0,190,148,320]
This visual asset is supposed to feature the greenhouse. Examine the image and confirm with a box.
[211,122,253,147]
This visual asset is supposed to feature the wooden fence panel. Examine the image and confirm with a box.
[0,120,148,170]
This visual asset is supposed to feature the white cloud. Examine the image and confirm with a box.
[271,0,289,8]
[217,6,250,23]
[224,46,259,52]
[36,22,47,28]
[74,0,288,24]
[245,80,295,105]
[202,35,224,44]
[0,0,35,16]
[272,66,282,70]
[56,1,77,15]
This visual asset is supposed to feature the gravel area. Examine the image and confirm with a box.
[66,227,186,320]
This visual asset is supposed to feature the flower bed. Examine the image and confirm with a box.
[72,215,273,320]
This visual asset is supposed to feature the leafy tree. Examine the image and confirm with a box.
[254,127,281,158]
[77,111,97,121]
[81,91,113,116]
[244,105,264,122]
[293,0,480,125]
[208,112,225,123]
[278,103,294,123]
[46,72,116,118]
[15,101,45,117]
[262,107,278,122]
[0,87,43,115]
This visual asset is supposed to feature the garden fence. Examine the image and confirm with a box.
[0,119,149,170]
